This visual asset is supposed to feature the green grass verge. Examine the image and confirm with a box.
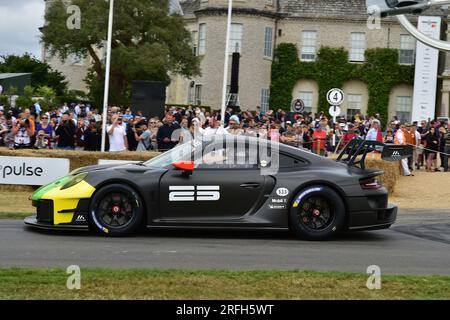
[0,268,449,300]
[0,212,32,220]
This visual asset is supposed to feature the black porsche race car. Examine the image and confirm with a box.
[25,136,412,240]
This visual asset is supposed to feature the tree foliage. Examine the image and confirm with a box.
[42,0,200,106]
[0,54,68,96]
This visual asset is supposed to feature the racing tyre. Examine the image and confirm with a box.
[89,184,144,237]
[289,186,345,241]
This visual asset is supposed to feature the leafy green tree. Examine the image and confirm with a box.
[0,54,68,96]
[35,86,57,113]
[23,85,35,98]
[15,96,33,109]
[0,94,8,107]
[42,0,200,105]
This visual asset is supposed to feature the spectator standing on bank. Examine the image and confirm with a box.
[75,117,88,150]
[300,124,312,151]
[280,122,297,147]
[178,117,192,145]
[203,117,227,138]
[12,113,34,149]
[404,124,416,171]
[312,124,327,156]
[84,119,102,151]
[0,114,10,146]
[384,129,394,144]
[394,124,412,176]
[36,114,54,148]
[439,124,447,170]
[134,121,152,152]
[443,122,450,172]
[107,115,128,152]
[55,112,76,150]
[227,116,244,136]
[365,120,383,142]
[148,117,160,150]
[411,124,422,170]
[157,113,181,151]
[424,126,439,172]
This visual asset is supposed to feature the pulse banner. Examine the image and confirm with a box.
[412,16,442,122]
[0,156,70,186]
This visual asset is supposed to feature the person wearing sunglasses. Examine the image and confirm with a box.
[36,114,55,149]
[148,117,160,150]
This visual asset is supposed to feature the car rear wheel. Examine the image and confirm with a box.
[89,184,144,237]
[289,186,345,241]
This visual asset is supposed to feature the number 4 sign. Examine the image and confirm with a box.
[327,88,345,106]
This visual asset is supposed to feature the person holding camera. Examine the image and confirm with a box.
[133,120,152,152]
[55,112,76,150]
[12,113,34,149]
[107,115,128,152]
[84,119,102,151]
[35,114,54,149]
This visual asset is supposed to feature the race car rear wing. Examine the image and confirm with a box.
[336,139,413,170]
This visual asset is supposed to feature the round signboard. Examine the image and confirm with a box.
[329,106,341,117]
[326,88,345,106]
[291,99,305,113]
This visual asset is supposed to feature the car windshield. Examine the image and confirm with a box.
[143,141,198,169]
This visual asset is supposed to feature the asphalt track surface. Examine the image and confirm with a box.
[0,209,449,275]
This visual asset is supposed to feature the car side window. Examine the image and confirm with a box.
[197,144,257,169]
[279,154,309,169]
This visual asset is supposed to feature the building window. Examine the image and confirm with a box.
[195,84,202,106]
[399,34,415,65]
[261,89,270,113]
[396,96,412,123]
[188,81,195,105]
[349,32,366,62]
[298,91,313,113]
[346,94,362,118]
[198,24,206,55]
[300,31,317,61]
[191,31,198,56]
[229,23,243,53]
[264,27,273,58]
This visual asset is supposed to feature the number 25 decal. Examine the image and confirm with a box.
[169,186,220,202]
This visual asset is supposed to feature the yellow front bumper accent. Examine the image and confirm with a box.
[40,180,96,225]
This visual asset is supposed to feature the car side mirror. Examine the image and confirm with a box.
[172,161,194,175]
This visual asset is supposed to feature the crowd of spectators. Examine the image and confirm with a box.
[0,102,449,174]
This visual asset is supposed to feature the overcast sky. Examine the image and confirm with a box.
[0,0,46,59]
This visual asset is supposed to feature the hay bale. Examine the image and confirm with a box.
[329,153,399,194]
[365,158,399,194]
[0,185,35,192]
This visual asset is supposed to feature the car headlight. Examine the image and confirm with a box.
[60,173,88,190]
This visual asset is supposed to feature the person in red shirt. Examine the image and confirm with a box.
[312,124,327,156]
[343,124,357,146]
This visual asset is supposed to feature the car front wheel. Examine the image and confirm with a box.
[289,186,345,241]
[89,184,144,237]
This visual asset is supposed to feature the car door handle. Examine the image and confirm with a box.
[240,183,260,189]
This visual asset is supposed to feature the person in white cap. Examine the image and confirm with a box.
[226,115,244,136]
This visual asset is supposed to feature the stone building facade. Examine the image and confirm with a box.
[44,0,450,120]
